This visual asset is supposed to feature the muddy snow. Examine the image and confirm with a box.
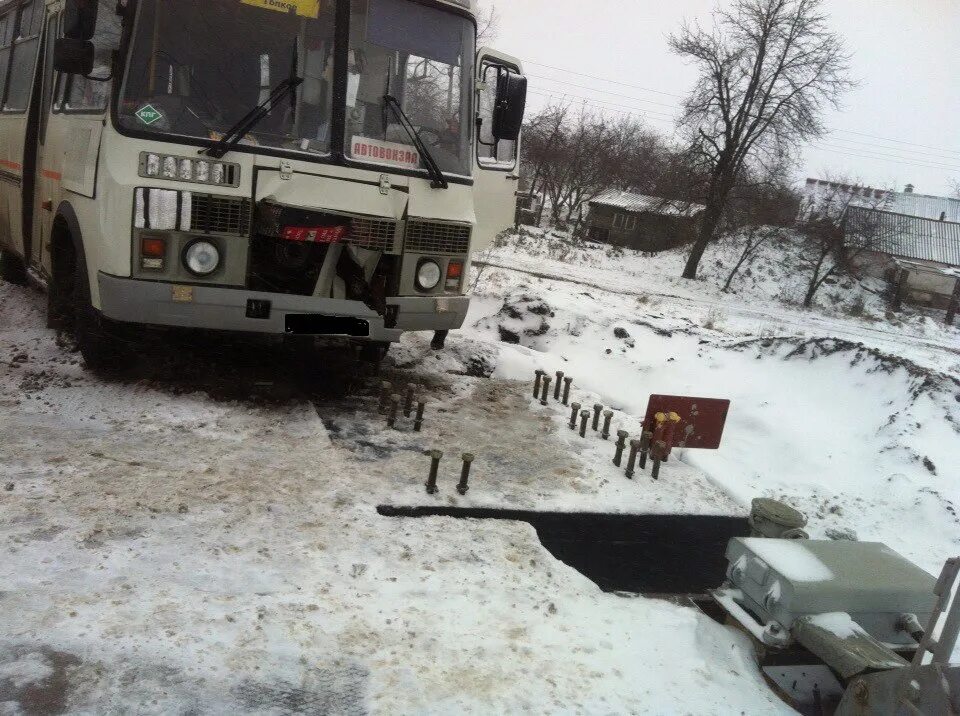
[1,228,958,714]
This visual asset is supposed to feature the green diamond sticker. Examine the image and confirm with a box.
[135,104,163,126]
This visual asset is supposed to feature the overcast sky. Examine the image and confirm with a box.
[490,0,960,197]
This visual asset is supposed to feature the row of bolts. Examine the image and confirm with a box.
[533,369,678,480]
[376,381,475,495]
[398,367,679,495]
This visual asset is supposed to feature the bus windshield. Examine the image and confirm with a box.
[119,0,337,156]
[346,0,475,177]
[119,0,475,177]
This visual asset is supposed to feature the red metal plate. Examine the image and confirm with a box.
[643,395,731,450]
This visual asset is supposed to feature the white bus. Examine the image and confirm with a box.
[0,0,526,369]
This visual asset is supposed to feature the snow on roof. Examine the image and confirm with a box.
[589,190,706,218]
[847,206,960,266]
[803,178,960,221]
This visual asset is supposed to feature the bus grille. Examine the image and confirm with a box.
[349,217,400,252]
[404,221,471,255]
[190,194,252,235]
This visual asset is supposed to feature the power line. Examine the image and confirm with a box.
[524,58,960,158]
[808,144,960,175]
[525,60,685,99]
[527,89,677,123]
[528,73,680,111]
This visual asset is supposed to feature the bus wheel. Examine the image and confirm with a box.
[71,253,135,373]
[0,249,27,285]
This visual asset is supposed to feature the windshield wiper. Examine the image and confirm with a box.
[382,95,449,190]
[203,76,304,160]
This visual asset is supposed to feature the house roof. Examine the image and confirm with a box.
[803,178,960,221]
[589,190,705,218]
[846,206,960,267]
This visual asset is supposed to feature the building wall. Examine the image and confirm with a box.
[851,250,958,308]
[586,205,697,252]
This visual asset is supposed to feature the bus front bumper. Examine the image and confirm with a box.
[97,273,470,341]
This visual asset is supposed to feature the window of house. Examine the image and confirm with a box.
[612,213,623,229]
[4,0,43,111]
[64,0,121,112]
[625,215,637,231]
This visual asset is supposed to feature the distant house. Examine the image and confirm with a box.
[585,191,705,253]
[802,179,960,312]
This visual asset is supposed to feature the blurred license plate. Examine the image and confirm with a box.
[285,315,370,336]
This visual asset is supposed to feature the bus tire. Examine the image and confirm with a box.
[71,252,135,373]
[0,248,27,285]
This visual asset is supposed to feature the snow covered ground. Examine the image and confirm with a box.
[1,228,957,713]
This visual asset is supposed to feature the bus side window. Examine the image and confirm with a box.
[64,0,121,112]
[3,0,43,112]
[477,61,518,169]
[0,10,15,105]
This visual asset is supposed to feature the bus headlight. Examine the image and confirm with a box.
[415,259,442,291]
[182,239,221,277]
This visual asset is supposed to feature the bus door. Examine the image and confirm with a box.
[473,48,524,252]
[28,12,59,270]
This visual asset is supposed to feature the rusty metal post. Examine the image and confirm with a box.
[553,371,564,400]
[625,439,642,479]
[562,376,573,405]
[639,430,652,469]
[414,402,426,432]
[540,376,552,406]
[387,394,401,429]
[403,383,415,418]
[426,450,442,494]
[579,410,590,438]
[591,404,603,431]
[457,453,474,495]
[601,410,613,440]
[533,370,545,398]
[613,430,628,467]
[661,412,681,463]
[569,402,581,430]
[651,441,665,480]
[378,381,393,414]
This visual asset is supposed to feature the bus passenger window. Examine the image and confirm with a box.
[3,0,42,112]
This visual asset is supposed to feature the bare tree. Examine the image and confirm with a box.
[669,0,853,280]
[795,178,889,307]
[721,165,799,290]
[477,4,500,45]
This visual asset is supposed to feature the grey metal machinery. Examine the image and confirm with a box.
[712,536,960,714]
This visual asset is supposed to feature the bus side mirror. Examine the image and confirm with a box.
[492,71,527,142]
[54,38,94,75]
[63,0,98,41]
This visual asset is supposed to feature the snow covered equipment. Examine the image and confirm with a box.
[748,497,809,539]
[553,372,564,401]
[579,410,590,438]
[569,402,582,430]
[561,376,573,405]
[712,538,953,713]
